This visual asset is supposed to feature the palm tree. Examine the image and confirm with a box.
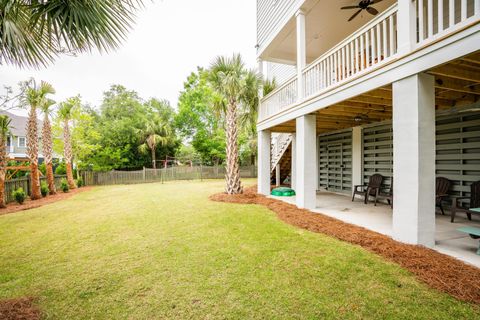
[138,118,171,169]
[22,81,55,200]
[40,99,57,195]
[0,115,12,208]
[0,1,144,68]
[58,97,79,190]
[208,54,260,194]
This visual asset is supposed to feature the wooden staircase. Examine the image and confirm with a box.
[270,133,293,185]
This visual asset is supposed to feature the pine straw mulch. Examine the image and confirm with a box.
[0,297,41,320]
[0,187,93,216]
[210,185,480,305]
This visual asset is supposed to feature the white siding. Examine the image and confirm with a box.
[257,0,303,52]
[266,62,297,85]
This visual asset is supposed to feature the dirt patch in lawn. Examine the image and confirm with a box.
[210,186,480,305]
[0,297,41,320]
[0,187,93,216]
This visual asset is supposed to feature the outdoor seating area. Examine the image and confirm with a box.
[271,191,480,267]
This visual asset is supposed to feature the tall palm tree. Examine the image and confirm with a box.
[58,97,79,189]
[208,54,260,194]
[0,115,12,208]
[22,80,55,200]
[0,0,144,68]
[138,118,171,169]
[40,98,57,195]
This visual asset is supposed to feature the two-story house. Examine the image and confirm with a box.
[0,110,44,160]
[257,0,480,264]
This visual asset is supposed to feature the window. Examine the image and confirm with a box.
[6,136,11,147]
[18,137,26,148]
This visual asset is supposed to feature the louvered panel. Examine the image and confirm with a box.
[436,112,480,200]
[362,123,393,189]
[319,129,353,194]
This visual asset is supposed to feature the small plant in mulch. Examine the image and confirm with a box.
[75,177,84,188]
[60,179,69,193]
[40,182,49,197]
[12,188,26,204]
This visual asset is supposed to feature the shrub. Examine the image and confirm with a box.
[12,188,27,204]
[55,163,67,175]
[40,182,49,197]
[39,163,47,175]
[75,177,84,188]
[60,179,69,193]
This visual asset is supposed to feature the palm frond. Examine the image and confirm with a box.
[0,0,145,68]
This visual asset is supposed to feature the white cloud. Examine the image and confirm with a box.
[0,0,257,111]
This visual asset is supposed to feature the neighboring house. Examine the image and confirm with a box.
[0,110,45,161]
[257,1,480,264]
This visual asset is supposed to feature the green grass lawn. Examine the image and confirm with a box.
[0,180,478,319]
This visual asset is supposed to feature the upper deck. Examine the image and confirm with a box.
[258,0,480,127]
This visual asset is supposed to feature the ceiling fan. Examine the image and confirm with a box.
[341,0,384,22]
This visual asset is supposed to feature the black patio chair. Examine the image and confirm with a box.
[352,174,384,205]
[377,177,393,208]
[436,177,451,215]
[451,181,480,223]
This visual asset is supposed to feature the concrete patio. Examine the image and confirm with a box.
[271,191,480,267]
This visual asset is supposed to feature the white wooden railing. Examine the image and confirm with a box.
[259,0,479,122]
[414,0,479,47]
[260,76,297,120]
[303,4,398,99]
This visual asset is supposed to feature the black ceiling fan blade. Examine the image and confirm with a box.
[341,6,360,10]
[348,9,363,21]
[366,7,379,15]
[370,0,385,4]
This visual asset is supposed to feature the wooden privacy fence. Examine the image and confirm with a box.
[80,165,257,186]
[4,175,67,204]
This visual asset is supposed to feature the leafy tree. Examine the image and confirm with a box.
[21,80,55,200]
[0,0,144,68]
[208,54,260,194]
[0,115,11,208]
[53,86,180,171]
[176,68,226,165]
[138,118,171,169]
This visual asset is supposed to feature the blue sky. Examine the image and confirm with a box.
[1,0,257,113]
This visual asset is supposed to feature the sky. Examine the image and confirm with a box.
[0,0,257,114]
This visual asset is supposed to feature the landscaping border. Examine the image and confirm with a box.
[210,186,480,305]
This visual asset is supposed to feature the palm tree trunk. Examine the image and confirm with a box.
[46,162,56,194]
[66,162,75,189]
[42,116,56,194]
[152,146,156,169]
[27,107,41,200]
[0,141,6,208]
[225,101,242,194]
[63,119,76,189]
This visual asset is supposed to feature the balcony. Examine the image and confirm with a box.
[259,1,480,123]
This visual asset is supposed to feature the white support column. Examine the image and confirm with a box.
[351,127,363,190]
[258,129,271,195]
[291,133,296,190]
[397,0,417,54]
[296,9,306,101]
[392,73,436,247]
[275,164,281,187]
[296,114,317,209]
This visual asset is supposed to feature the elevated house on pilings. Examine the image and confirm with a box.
[256,0,480,266]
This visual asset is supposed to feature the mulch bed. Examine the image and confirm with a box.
[210,185,480,305]
[0,187,93,216]
[0,297,41,320]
